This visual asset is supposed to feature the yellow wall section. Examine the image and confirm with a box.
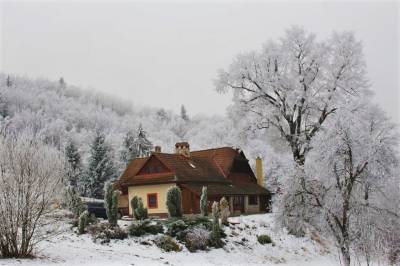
[128,183,176,215]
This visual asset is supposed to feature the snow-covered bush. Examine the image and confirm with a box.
[166,186,182,218]
[128,220,163,237]
[87,222,128,244]
[130,196,148,220]
[200,186,208,217]
[257,234,273,245]
[219,197,230,226]
[78,210,89,235]
[184,226,211,252]
[166,220,188,238]
[154,235,181,252]
[0,130,65,258]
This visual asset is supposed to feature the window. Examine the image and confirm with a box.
[248,195,258,205]
[147,193,158,209]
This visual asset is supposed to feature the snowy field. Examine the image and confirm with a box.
[0,213,339,266]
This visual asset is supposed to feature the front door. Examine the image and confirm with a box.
[233,195,244,213]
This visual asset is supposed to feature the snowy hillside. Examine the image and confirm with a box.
[0,213,337,266]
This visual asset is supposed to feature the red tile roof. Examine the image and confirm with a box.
[115,146,270,196]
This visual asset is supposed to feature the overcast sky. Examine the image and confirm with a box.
[0,1,399,122]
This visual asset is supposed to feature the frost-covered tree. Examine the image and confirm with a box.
[303,103,399,266]
[6,75,11,87]
[0,90,8,118]
[215,26,369,233]
[133,124,153,158]
[180,105,189,121]
[219,197,230,226]
[65,139,82,188]
[120,130,137,165]
[0,130,65,257]
[83,132,116,199]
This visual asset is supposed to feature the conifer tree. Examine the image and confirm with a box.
[65,139,82,188]
[120,130,137,165]
[104,182,119,226]
[6,75,11,87]
[134,124,153,157]
[84,132,116,199]
[180,105,189,121]
[200,186,208,217]
[166,186,182,218]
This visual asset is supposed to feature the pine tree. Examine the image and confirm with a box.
[134,124,153,158]
[84,132,116,199]
[104,182,119,226]
[0,91,8,118]
[180,105,189,121]
[6,75,11,87]
[210,201,223,247]
[200,186,208,217]
[65,139,82,188]
[166,186,182,218]
[120,130,137,165]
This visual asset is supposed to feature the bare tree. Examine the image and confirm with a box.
[0,130,65,258]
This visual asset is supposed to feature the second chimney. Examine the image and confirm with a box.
[154,146,161,153]
[256,156,264,187]
[175,142,190,157]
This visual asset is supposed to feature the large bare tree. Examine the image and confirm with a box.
[0,130,65,258]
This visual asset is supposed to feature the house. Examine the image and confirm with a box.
[115,142,272,218]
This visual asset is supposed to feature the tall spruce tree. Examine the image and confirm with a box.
[120,130,137,166]
[84,132,116,199]
[133,124,153,158]
[65,139,82,188]
[180,105,189,121]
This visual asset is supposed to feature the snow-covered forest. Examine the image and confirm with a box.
[0,26,399,265]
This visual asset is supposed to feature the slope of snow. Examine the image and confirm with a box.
[0,213,338,266]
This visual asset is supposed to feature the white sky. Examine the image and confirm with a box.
[0,1,399,122]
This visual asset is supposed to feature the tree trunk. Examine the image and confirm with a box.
[341,245,351,266]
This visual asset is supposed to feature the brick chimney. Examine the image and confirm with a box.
[175,142,190,157]
[256,156,264,187]
[154,146,161,153]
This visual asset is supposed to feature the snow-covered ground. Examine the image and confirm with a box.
[0,213,338,266]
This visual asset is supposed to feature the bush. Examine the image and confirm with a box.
[166,219,188,237]
[131,196,148,220]
[104,182,120,226]
[209,201,224,248]
[78,210,89,235]
[154,235,181,252]
[186,216,212,230]
[257,234,273,245]
[166,186,182,218]
[200,186,208,217]
[185,226,210,252]
[219,197,230,226]
[87,223,128,244]
[128,219,164,237]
